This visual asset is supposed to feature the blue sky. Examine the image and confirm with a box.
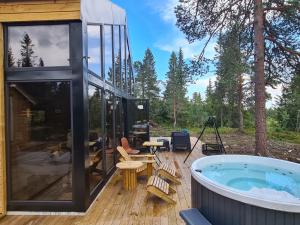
[113,0,280,107]
[113,0,217,99]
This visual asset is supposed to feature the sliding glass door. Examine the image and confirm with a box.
[88,85,104,193]
[8,81,72,201]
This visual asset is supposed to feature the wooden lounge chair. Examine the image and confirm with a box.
[117,146,181,184]
[147,176,176,204]
[117,146,155,177]
[157,163,181,185]
[121,137,140,155]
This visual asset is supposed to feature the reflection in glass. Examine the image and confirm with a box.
[104,25,113,83]
[9,82,72,201]
[121,26,126,91]
[115,97,124,147]
[88,26,101,76]
[8,25,69,67]
[105,92,115,172]
[88,85,104,192]
[126,42,133,94]
[114,26,121,89]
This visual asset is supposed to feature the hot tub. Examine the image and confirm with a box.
[191,155,300,225]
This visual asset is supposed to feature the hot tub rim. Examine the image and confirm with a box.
[191,155,300,213]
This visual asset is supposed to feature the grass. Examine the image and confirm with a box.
[151,123,300,145]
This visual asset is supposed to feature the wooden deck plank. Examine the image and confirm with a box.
[0,137,203,225]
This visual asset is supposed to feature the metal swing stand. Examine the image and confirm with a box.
[183,116,225,163]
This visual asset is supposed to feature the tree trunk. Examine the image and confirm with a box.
[237,74,244,132]
[254,0,268,156]
[220,105,224,128]
[173,95,177,128]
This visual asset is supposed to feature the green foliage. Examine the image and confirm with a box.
[276,67,300,131]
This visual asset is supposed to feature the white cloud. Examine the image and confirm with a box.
[147,0,178,24]
[187,75,217,99]
[148,0,217,60]
[266,85,282,108]
[155,36,216,60]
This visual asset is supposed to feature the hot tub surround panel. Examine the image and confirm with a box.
[192,177,300,225]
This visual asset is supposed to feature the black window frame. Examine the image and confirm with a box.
[87,24,104,80]
[4,21,86,212]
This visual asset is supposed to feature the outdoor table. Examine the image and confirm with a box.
[142,141,163,164]
[116,161,144,191]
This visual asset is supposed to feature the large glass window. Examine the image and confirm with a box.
[121,26,126,91]
[8,81,72,201]
[114,26,121,89]
[105,92,114,172]
[104,25,113,84]
[88,85,104,192]
[88,26,101,76]
[7,25,69,68]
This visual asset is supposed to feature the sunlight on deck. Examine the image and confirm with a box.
[0,138,203,225]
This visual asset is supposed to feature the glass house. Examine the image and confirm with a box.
[0,0,149,213]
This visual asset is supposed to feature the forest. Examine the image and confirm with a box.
[133,0,300,153]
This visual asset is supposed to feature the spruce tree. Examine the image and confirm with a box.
[164,52,179,127]
[164,49,190,127]
[134,49,160,120]
[8,46,15,67]
[20,33,36,67]
[39,58,45,67]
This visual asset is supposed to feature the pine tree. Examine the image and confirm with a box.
[175,0,300,155]
[134,49,160,120]
[164,52,179,127]
[164,49,190,127]
[20,33,36,67]
[39,58,45,67]
[215,28,247,130]
[133,61,145,97]
[8,47,15,67]
[277,66,300,131]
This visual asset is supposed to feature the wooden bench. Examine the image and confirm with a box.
[146,176,176,204]
[157,163,181,184]
[179,208,212,225]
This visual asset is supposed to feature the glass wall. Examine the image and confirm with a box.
[88,85,104,193]
[120,26,126,91]
[105,92,115,172]
[114,26,121,89]
[87,25,101,76]
[7,25,69,68]
[115,97,124,148]
[126,45,132,94]
[8,81,72,201]
[104,25,113,84]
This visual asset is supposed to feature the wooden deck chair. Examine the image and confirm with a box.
[117,146,155,177]
[147,176,176,204]
[117,146,181,184]
[157,163,181,185]
[121,137,140,155]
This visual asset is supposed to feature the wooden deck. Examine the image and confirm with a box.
[0,138,203,225]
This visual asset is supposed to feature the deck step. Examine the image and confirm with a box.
[179,208,212,225]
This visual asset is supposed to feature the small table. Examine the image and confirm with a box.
[116,161,144,191]
[143,141,163,164]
